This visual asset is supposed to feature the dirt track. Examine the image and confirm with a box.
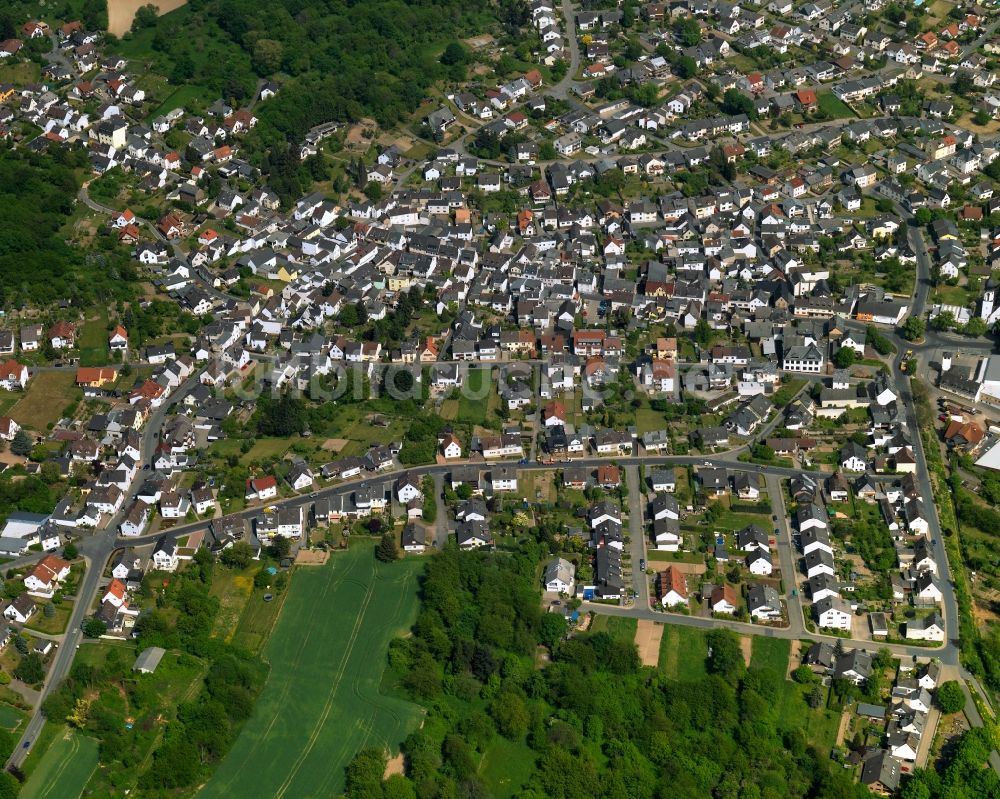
[739,635,752,666]
[107,0,187,36]
[635,619,664,667]
[294,549,330,566]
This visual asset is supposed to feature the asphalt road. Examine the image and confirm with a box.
[767,472,807,637]
[625,465,648,607]
[551,0,581,100]
[107,451,829,550]
[7,371,205,769]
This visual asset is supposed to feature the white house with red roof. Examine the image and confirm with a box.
[198,229,219,246]
[112,209,135,228]
[246,475,278,501]
[102,578,127,608]
[109,325,128,353]
[24,555,71,599]
[0,416,19,441]
[0,361,28,390]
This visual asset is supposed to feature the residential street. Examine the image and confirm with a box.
[625,465,648,607]
[8,370,205,769]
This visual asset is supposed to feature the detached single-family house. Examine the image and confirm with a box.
[814,596,852,630]
[246,475,278,502]
[23,555,71,599]
[657,566,688,607]
[4,594,36,624]
[544,557,575,594]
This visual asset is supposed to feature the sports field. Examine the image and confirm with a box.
[198,542,424,798]
[20,728,98,799]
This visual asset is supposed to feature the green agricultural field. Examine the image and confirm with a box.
[20,728,99,799]
[199,543,424,799]
[658,625,709,681]
[457,367,490,425]
[750,636,791,675]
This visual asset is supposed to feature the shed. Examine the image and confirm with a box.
[133,646,166,674]
[857,703,887,721]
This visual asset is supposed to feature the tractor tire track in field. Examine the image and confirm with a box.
[198,547,425,799]
[349,565,415,725]
[315,565,417,798]
[203,553,349,797]
[272,561,378,799]
[36,731,79,799]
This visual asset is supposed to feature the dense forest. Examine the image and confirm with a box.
[0,146,139,308]
[122,0,506,143]
[347,544,905,799]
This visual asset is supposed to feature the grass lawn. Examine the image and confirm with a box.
[199,542,425,799]
[73,639,137,670]
[518,471,554,503]
[439,399,459,421]
[457,367,490,426]
[0,61,40,85]
[11,371,81,432]
[708,508,772,533]
[77,309,109,367]
[25,603,73,636]
[647,550,703,563]
[335,407,410,457]
[925,0,954,22]
[77,641,205,704]
[210,437,290,465]
[816,92,855,119]
[0,703,25,731]
[771,378,807,408]
[589,614,637,641]
[932,284,973,307]
[479,737,537,798]
[774,682,842,749]
[403,141,434,160]
[658,625,709,681]
[209,565,256,643]
[20,728,99,799]
[635,406,667,435]
[750,637,791,675]
[149,83,213,119]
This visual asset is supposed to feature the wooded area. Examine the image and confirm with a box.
[0,147,139,308]
[360,545,891,799]
[119,0,500,146]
